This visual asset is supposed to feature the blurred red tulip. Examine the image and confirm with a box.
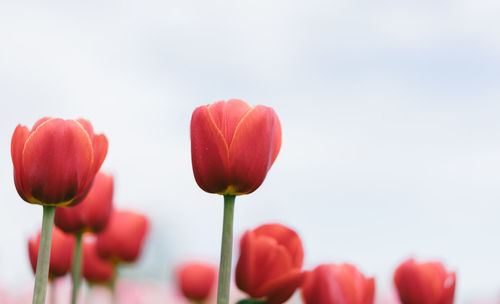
[394,258,455,304]
[177,262,217,302]
[54,172,114,234]
[235,223,304,304]
[301,263,375,304]
[96,210,149,263]
[11,117,108,206]
[28,226,75,279]
[82,235,115,284]
[191,99,281,195]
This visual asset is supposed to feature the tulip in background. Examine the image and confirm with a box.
[54,171,114,304]
[177,262,217,303]
[96,210,149,264]
[191,99,282,304]
[394,258,456,304]
[301,263,375,304]
[28,226,75,279]
[83,235,115,285]
[11,117,108,304]
[54,172,114,234]
[235,223,304,304]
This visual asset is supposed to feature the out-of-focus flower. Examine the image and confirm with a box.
[191,99,281,195]
[393,258,455,304]
[96,210,149,263]
[11,117,108,206]
[301,263,375,304]
[54,172,114,234]
[83,235,115,284]
[176,262,217,302]
[28,227,75,279]
[235,223,304,304]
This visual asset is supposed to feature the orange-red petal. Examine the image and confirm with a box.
[207,99,252,145]
[21,119,94,205]
[228,105,281,194]
[11,124,30,201]
[254,224,303,268]
[190,106,231,193]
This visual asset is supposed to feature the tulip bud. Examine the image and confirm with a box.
[96,210,149,263]
[28,227,75,279]
[11,117,108,206]
[235,223,304,304]
[54,172,114,234]
[191,99,281,195]
[394,258,455,304]
[177,262,217,302]
[82,235,115,284]
[301,263,375,304]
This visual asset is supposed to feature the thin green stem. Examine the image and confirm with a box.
[32,205,56,304]
[217,194,236,304]
[71,231,83,304]
[109,266,118,304]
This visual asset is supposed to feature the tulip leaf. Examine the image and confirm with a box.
[236,299,266,304]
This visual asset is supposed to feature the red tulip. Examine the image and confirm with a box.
[82,235,115,284]
[235,223,304,304]
[394,258,456,304]
[301,264,375,304]
[28,226,75,279]
[11,117,108,206]
[54,172,114,234]
[191,99,282,195]
[96,210,149,263]
[177,262,217,302]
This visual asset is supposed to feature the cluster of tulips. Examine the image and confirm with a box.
[8,99,457,304]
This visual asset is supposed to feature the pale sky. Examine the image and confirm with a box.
[1,0,500,303]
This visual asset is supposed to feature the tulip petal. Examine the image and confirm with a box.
[236,231,256,294]
[31,117,52,131]
[54,204,86,233]
[362,277,375,304]
[254,224,303,268]
[245,236,292,298]
[261,270,304,304]
[191,106,231,193]
[440,272,456,304]
[208,99,252,145]
[76,118,95,140]
[228,106,281,194]
[11,125,30,200]
[22,119,94,205]
[394,259,454,304]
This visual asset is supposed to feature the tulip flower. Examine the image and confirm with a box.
[301,263,375,304]
[28,227,75,279]
[394,258,455,304]
[12,117,108,304]
[96,210,149,263]
[235,223,304,304]
[83,235,115,285]
[177,262,217,303]
[12,117,108,207]
[54,172,114,304]
[190,99,282,304]
[191,99,281,196]
[55,172,114,234]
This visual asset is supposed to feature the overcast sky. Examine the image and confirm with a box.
[1,0,500,303]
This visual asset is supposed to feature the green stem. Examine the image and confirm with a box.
[32,205,56,304]
[71,232,83,304]
[109,266,118,304]
[217,194,236,304]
